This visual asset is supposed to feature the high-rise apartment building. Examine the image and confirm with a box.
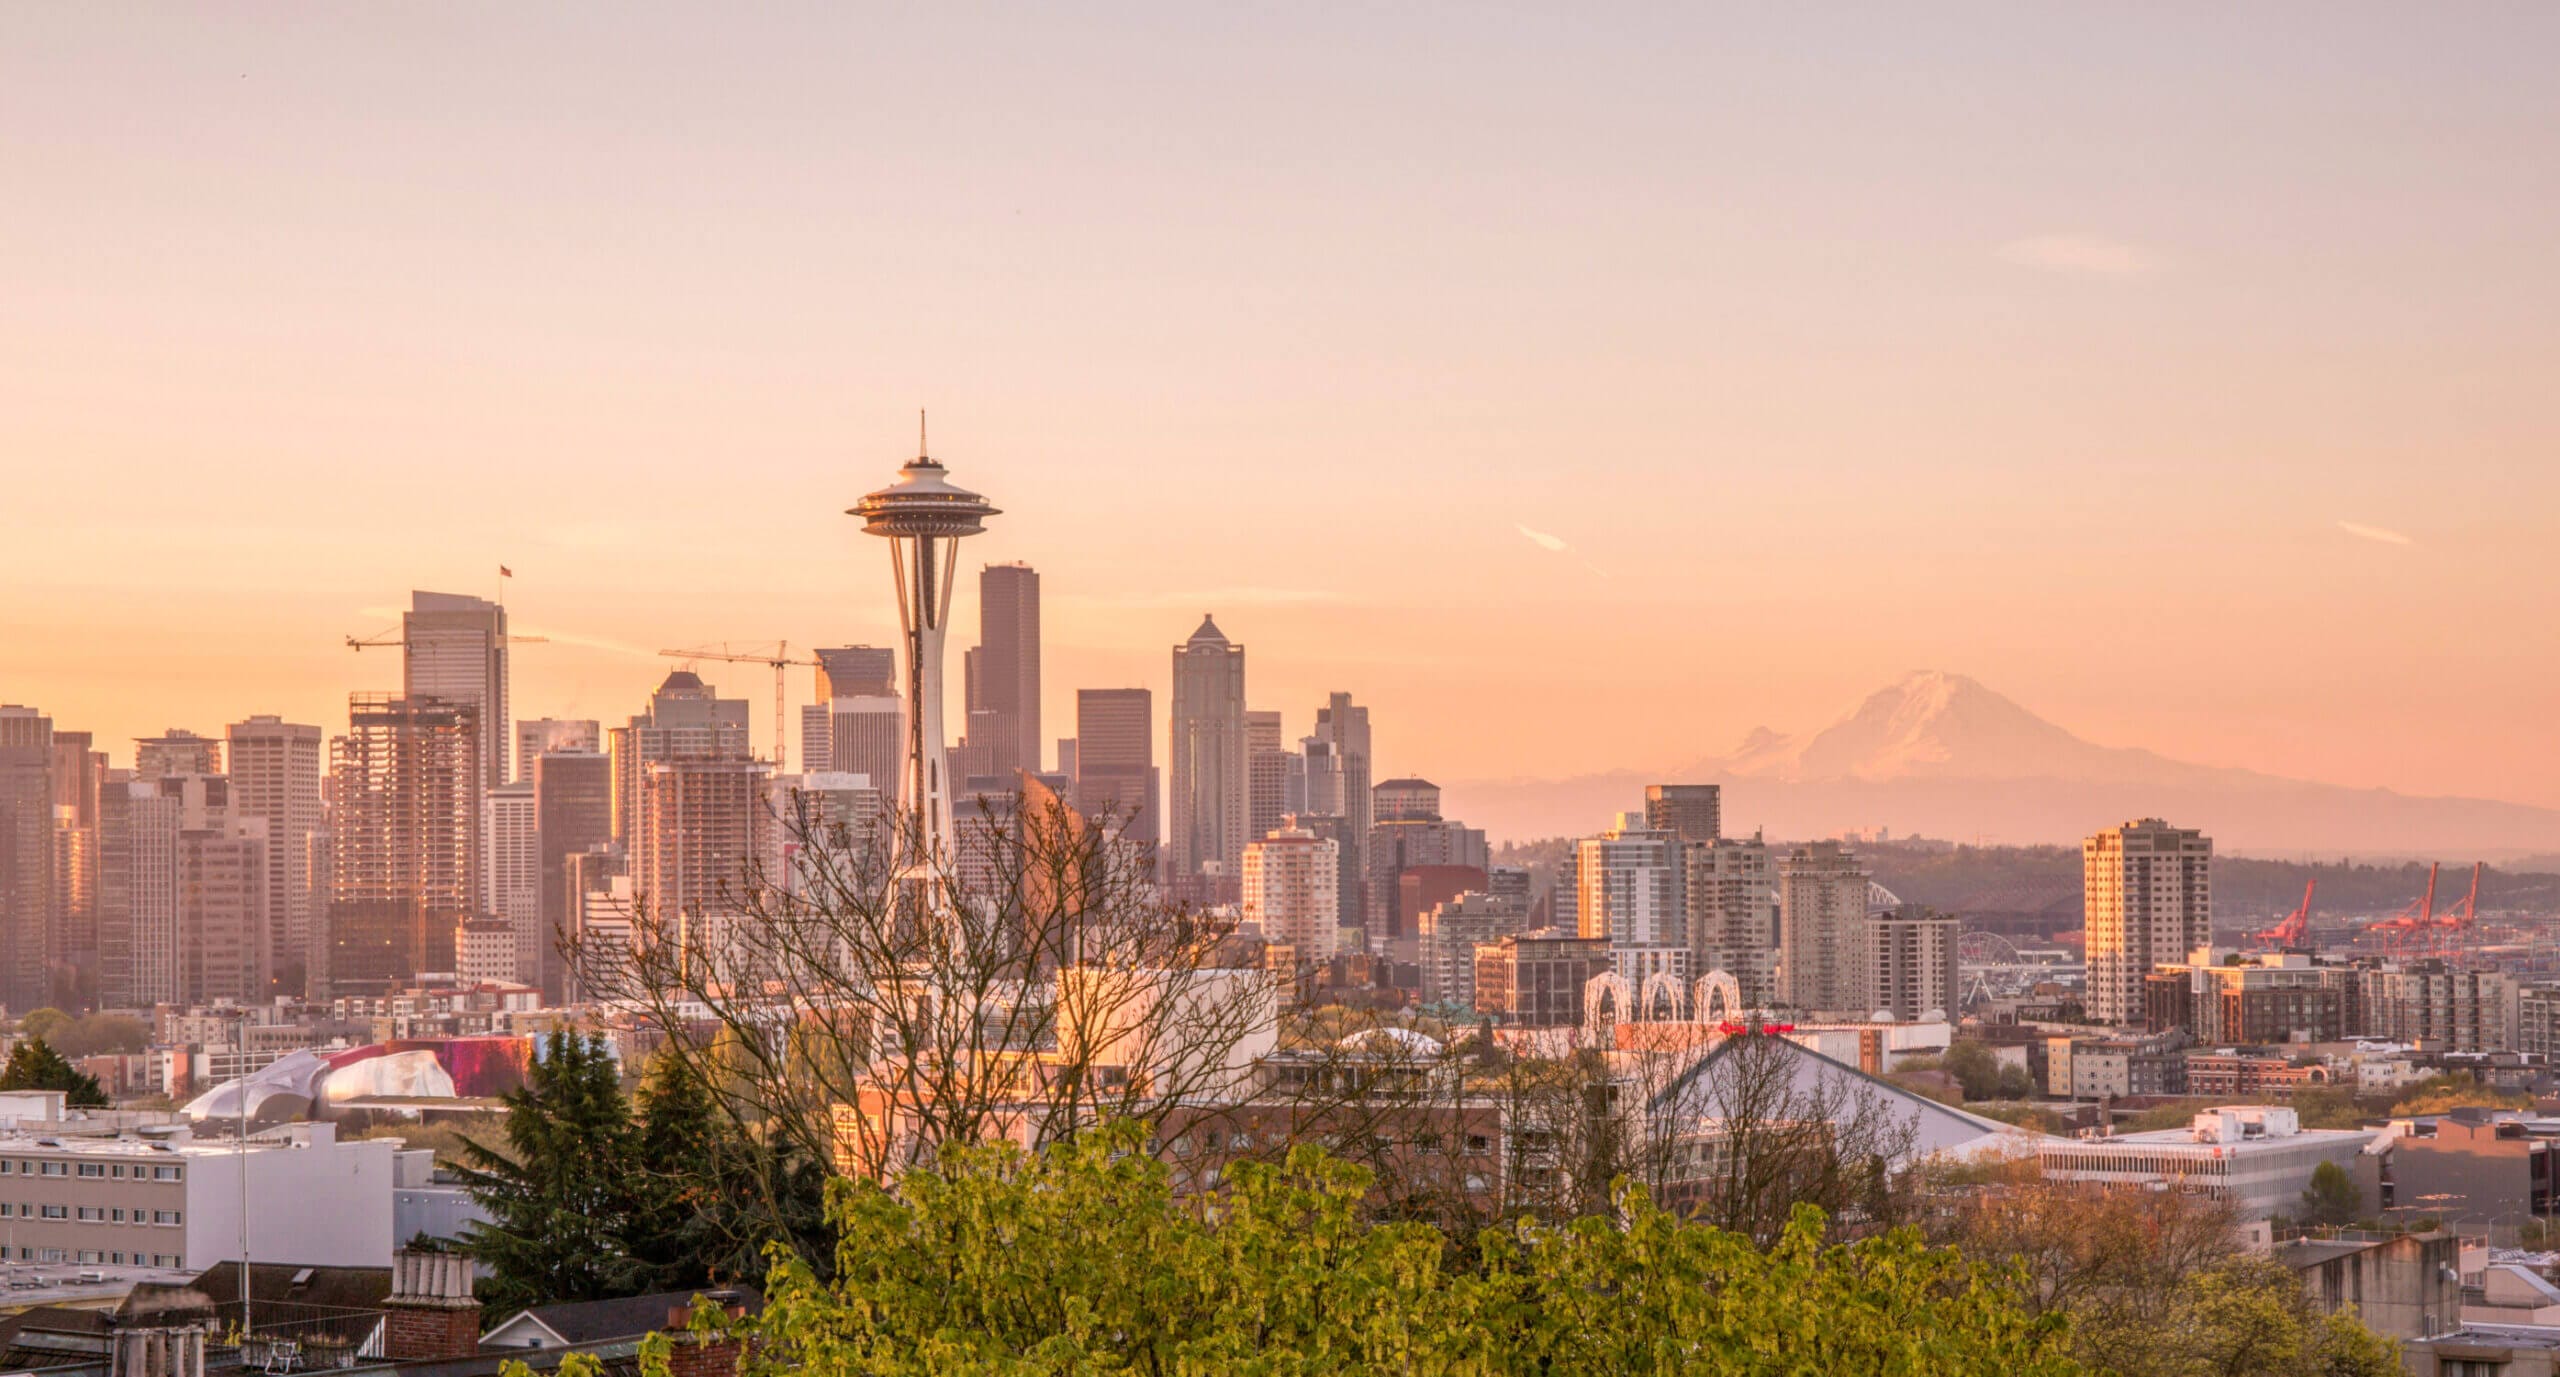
[1778,840,1871,1015]
[1417,890,1533,1011]
[1860,904,1960,1022]
[814,645,898,701]
[96,772,173,1009]
[803,648,901,792]
[225,715,324,994]
[1644,785,1721,844]
[2083,818,2213,1025]
[402,591,510,789]
[1577,814,1686,988]
[962,563,1040,778]
[1070,689,1156,854]
[1170,617,1248,897]
[513,718,599,785]
[1244,711,1296,846]
[0,708,56,1009]
[48,729,103,1002]
[1365,780,1490,945]
[324,695,482,997]
[608,670,751,845]
[531,749,612,1003]
[133,729,222,781]
[483,781,540,986]
[1242,825,1339,965]
[1685,834,1778,1008]
[1474,931,1612,1027]
[180,803,270,1005]
[630,757,775,929]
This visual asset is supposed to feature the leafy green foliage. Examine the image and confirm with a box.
[2390,1072,2532,1117]
[2299,1160,2361,1228]
[0,1036,108,1106]
[755,1120,2080,1375]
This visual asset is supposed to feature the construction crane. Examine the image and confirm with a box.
[346,629,550,651]
[2250,880,2316,948]
[2426,862,2486,959]
[2365,862,2441,960]
[656,641,817,772]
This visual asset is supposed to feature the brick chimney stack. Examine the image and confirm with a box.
[384,1251,481,1361]
[662,1290,750,1377]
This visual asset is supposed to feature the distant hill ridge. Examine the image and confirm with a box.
[1445,671,2560,854]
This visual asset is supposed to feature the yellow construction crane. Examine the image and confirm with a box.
[656,641,818,772]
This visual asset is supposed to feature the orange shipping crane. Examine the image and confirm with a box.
[656,641,816,772]
[2251,880,2316,948]
[2365,862,2441,960]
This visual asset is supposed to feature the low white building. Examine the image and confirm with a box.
[2039,1106,2385,1240]
[0,1121,398,1270]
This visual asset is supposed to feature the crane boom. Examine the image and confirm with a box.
[656,641,818,772]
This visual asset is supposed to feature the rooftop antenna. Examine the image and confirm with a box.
[919,408,928,459]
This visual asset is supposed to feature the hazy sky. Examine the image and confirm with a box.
[4,6,2555,809]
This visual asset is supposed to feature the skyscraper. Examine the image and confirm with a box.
[1686,834,1778,1008]
[0,707,57,1009]
[483,780,539,985]
[964,562,1041,778]
[97,774,178,1008]
[609,670,751,845]
[1304,693,1372,922]
[513,718,600,785]
[1169,616,1247,897]
[179,799,270,1006]
[1644,785,1721,844]
[1241,825,1338,965]
[1074,688,1156,852]
[631,756,775,931]
[1577,813,1686,988]
[48,729,103,1003]
[813,646,898,700]
[2084,818,2213,1025]
[225,715,324,995]
[133,729,222,781]
[532,748,612,1003]
[324,694,481,997]
[1365,780,1490,946]
[1861,904,1960,1022]
[1244,711,1295,845]
[804,647,901,789]
[852,436,1000,870]
[1777,840,1871,1015]
[403,590,510,790]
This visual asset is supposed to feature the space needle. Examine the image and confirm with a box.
[851,416,999,871]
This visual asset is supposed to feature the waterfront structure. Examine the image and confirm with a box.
[1644,784,1721,844]
[608,670,750,845]
[1169,617,1247,896]
[1242,825,1338,965]
[2083,818,2213,1025]
[1778,840,1870,1015]
[851,435,999,870]
[224,716,323,992]
[402,591,510,790]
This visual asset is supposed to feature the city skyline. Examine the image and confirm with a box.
[5,7,2557,817]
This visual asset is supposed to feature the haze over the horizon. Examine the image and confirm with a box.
[4,6,2556,810]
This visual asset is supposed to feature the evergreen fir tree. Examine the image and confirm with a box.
[0,1037,109,1107]
[453,1032,647,1310]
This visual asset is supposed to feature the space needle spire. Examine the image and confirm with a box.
[850,415,1000,873]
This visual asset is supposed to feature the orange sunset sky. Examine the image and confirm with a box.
[3,7,2555,810]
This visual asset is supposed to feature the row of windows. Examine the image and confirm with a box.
[0,1161,182,1182]
[8,1247,181,1266]
[0,1202,179,1225]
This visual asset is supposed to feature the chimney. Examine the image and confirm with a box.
[111,1325,206,1377]
[384,1250,481,1360]
[662,1290,750,1377]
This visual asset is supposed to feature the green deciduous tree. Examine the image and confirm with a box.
[0,1036,108,1107]
[2300,1160,2362,1229]
[752,1120,2080,1375]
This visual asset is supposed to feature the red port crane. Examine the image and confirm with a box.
[2365,862,2441,959]
[2251,880,2316,948]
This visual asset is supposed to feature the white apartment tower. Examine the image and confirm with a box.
[482,781,539,984]
[2084,818,2213,1025]
[1578,814,1687,988]
[224,715,323,990]
[1241,825,1338,965]
[1686,834,1779,1009]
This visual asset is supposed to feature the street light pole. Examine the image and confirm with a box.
[228,1009,251,1342]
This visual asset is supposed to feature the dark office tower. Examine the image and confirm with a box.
[1055,738,1079,785]
[134,729,222,781]
[323,695,480,998]
[0,707,57,1010]
[1170,617,1247,898]
[404,590,510,787]
[1074,687,1158,847]
[225,715,324,996]
[48,730,103,1005]
[1303,694,1372,921]
[1644,784,1722,844]
[532,749,612,1004]
[1245,711,1295,846]
[608,670,751,845]
[966,563,1041,777]
[815,646,898,700]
